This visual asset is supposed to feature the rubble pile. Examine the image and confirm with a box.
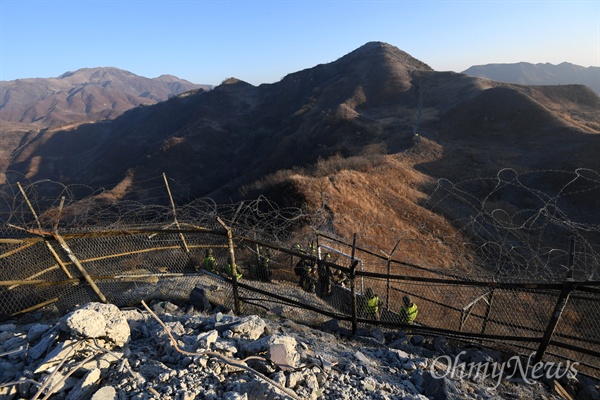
[0,296,598,400]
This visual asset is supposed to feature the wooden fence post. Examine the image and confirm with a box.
[163,173,190,254]
[217,217,240,315]
[17,183,73,280]
[481,289,495,335]
[54,233,107,303]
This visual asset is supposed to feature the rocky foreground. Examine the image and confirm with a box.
[0,296,598,400]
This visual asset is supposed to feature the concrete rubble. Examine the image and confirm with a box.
[0,295,598,400]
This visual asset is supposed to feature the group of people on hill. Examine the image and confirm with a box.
[293,243,347,297]
[361,288,418,324]
[292,242,417,324]
[202,246,272,282]
[202,248,243,280]
[202,243,418,325]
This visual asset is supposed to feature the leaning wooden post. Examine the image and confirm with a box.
[459,309,466,332]
[17,183,73,280]
[53,233,107,303]
[217,217,240,315]
[480,289,495,335]
[533,279,574,364]
[163,173,190,254]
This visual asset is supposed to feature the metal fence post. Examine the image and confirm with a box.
[534,279,575,364]
[350,259,359,334]
[383,238,401,310]
[350,233,358,334]
[567,236,575,279]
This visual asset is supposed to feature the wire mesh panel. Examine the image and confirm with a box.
[1,172,600,380]
[0,239,74,315]
[549,288,600,376]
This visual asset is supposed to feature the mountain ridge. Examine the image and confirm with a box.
[2,42,599,270]
[462,61,600,95]
[0,67,211,128]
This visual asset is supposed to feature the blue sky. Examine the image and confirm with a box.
[1,0,598,86]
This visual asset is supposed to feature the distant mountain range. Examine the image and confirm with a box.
[1,42,599,272]
[0,67,210,128]
[462,62,600,95]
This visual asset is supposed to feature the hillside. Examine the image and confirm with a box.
[2,41,600,275]
[462,62,600,95]
[0,67,209,128]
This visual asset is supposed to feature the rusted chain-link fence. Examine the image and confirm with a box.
[1,226,599,378]
[1,171,599,379]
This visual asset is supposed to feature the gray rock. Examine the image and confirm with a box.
[389,337,409,350]
[27,323,51,342]
[370,329,386,343]
[190,287,212,312]
[410,335,425,346]
[34,339,77,374]
[422,371,461,400]
[195,329,219,349]
[432,336,450,355]
[28,328,58,360]
[65,368,101,400]
[578,376,600,400]
[389,348,411,360]
[90,386,116,400]
[138,359,175,382]
[222,392,248,400]
[162,301,180,314]
[0,323,16,333]
[120,309,145,331]
[353,350,373,367]
[403,360,417,371]
[287,371,303,389]
[79,351,123,372]
[39,371,78,396]
[4,334,27,357]
[270,371,286,386]
[61,303,130,347]
[229,315,265,340]
[212,338,238,356]
[268,335,299,370]
[239,335,270,354]
[0,359,17,382]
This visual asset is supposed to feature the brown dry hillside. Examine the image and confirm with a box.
[0,67,208,128]
[2,42,599,278]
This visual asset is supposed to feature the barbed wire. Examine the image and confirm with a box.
[425,168,600,282]
[1,169,599,282]
[1,169,599,377]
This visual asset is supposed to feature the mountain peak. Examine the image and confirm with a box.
[0,67,207,127]
[339,41,433,72]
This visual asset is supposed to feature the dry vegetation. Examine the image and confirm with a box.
[244,137,475,273]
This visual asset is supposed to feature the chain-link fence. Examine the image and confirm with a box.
[313,232,600,378]
[1,171,599,379]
